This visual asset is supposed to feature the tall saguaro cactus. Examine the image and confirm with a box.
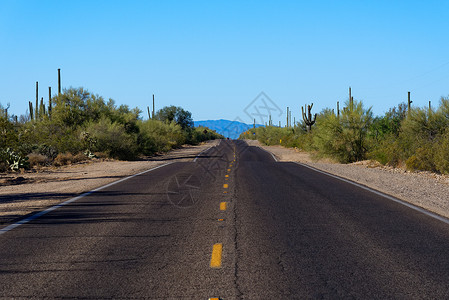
[407,91,412,117]
[58,68,61,94]
[35,81,39,119]
[302,103,317,132]
[48,86,52,118]
[29,101,34,120]
[152,94,155,119]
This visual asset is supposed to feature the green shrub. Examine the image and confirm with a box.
[187,127,223,145]
[138,119,185,154]
[85,117,138,160]
[314,100,373,163]
[405,146,436,172]
[433,130,449,174]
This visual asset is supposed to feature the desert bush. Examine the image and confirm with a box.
[138,119,185,154]
[433,129,449,174]
[187,126,223,145]
[54,153,74,166]
[53,152,87,166]
[314,100,373,163]
[0,108,19,150]
[84,117,138,160]
[405,146,436,172]
[27,153,50,167]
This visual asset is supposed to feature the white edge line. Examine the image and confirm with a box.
[0,162,174,235]
[295,162,449,226]
[193,145,214,162]
[256,146,278,162]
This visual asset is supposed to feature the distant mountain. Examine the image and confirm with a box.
[194,119,262,139]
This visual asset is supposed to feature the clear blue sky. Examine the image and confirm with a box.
[1,0,449,125]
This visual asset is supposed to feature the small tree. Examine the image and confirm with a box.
[155,106,193,130]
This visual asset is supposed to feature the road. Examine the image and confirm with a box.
[1,139,449,299]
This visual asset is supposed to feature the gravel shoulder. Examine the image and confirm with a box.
[0,140,218,225]
[246,140,449,220]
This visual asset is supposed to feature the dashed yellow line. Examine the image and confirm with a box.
[227,169,231,172]
[210,243,223,268]
[223,184,228,188]
[220,202,227,211]
[225,175,229,178]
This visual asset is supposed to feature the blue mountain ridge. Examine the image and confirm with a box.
[194,119,263,139]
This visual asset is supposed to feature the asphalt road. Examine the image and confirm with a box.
[1,139,449,299]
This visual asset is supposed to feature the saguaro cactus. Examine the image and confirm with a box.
[302,103,317,132]
[48,86,52,118]
[58,68,61,94]
[349,87,352,111]
[40,97,45,118]
[152,94,155,119]
[35,81,39,119]
[29,101,34,120]
[407,91,412,117]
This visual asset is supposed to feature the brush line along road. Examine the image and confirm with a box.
[1,140,449,298]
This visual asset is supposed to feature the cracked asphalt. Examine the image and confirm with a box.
[1,140,449,298]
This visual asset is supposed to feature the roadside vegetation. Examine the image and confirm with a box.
[0,87,222,172]
[240,97,449,174]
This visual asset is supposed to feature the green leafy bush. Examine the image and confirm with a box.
[187,127,223,145]
[314,100,373,163]
[85,117,138,160]
[137,119,185,154]
[433,129,449,174]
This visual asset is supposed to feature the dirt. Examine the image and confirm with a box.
[246,140,449,219]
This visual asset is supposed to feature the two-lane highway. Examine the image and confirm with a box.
[1,140,449,298]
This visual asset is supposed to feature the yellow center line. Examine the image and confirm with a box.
[223,184,228,188]
[220,202,227,211]
[225,175,229,178]
[210,243,223,268]
[227,169,231,172]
